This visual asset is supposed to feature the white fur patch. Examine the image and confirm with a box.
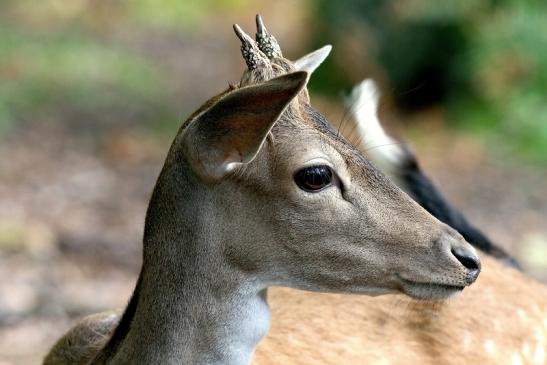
[347,79,405,176]
[534,328,546,364]
[512,352,524,365]
[483,339,496,354]
[462,331,473,350]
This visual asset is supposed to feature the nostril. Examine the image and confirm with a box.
[451,247,480,271]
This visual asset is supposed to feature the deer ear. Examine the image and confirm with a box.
[294,45,332,74]
[182,71,308,181]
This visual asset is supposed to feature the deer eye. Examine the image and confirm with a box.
[294,165,333,192]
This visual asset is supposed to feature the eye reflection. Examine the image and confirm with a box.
[294,165,333,192]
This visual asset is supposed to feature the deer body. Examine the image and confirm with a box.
[258,255,547,365]
[45,16,481,365]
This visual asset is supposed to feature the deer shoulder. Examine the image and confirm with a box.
[43,311,120,365]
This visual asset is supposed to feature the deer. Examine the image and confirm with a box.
[43,15,482,365]
[251,80,547,365]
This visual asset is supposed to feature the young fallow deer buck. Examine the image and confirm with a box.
[44,15,481,365]
[251,80,547,365]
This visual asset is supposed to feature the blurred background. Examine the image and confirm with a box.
[0,0,546,363]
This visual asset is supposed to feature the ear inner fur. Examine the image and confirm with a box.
[181,71,308,181]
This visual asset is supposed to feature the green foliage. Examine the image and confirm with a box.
[461,0,547,163]
[310,0,547,164]
[1,0,545,163]
[0,21,174,134]
[0,0,250,136]
[128,0,249,30]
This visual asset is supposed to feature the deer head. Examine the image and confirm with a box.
[145,15,480,301]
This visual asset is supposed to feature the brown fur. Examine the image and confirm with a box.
[44,312,120,365]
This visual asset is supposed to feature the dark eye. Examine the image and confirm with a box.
[294,165,333,192]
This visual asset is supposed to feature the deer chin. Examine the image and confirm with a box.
[397,276,466,300]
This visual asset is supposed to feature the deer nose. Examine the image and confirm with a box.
[451,246,481,282]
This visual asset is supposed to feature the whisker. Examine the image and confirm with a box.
[361,142,404,153]
[336,90,375,139]
[338,98,368,143]
[394,81,426,97]
[336,88,390,147]
[336,101,354,138]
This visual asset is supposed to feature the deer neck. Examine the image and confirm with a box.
[97,172,271,365]
[109,270,270,365]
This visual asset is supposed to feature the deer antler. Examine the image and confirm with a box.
[255,14,282,59]
[233,23,270,70]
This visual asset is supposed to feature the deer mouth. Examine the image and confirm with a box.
[397,276,465,300]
